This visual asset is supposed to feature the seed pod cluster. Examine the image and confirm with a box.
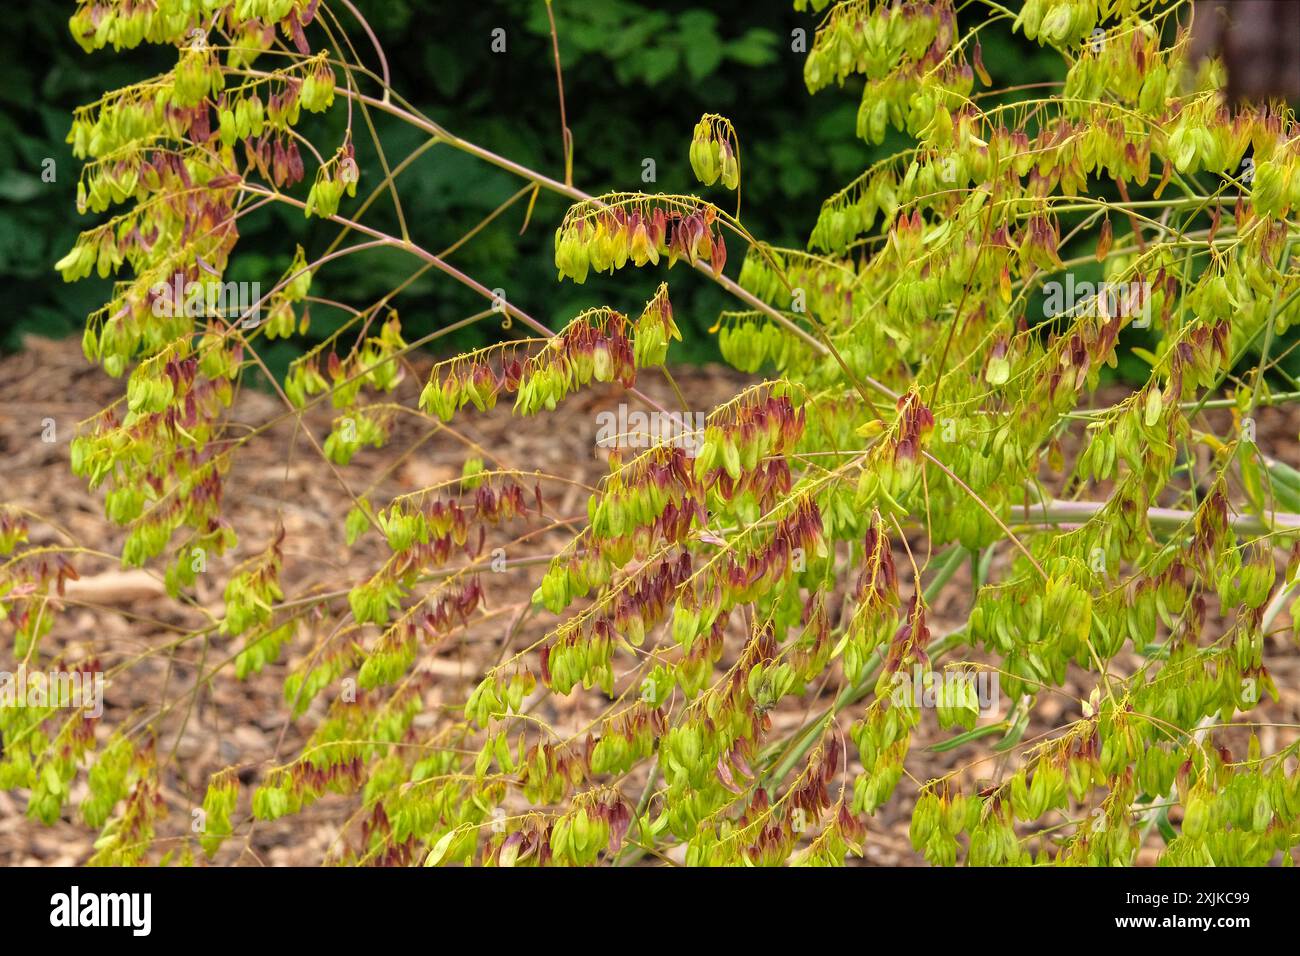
[689,114,740,190]
[554,195,727,283]
[804,0,954,93]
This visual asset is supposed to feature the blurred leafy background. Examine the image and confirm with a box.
[2,0,1061,371]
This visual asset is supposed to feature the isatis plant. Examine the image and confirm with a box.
[5,0,1300,866]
